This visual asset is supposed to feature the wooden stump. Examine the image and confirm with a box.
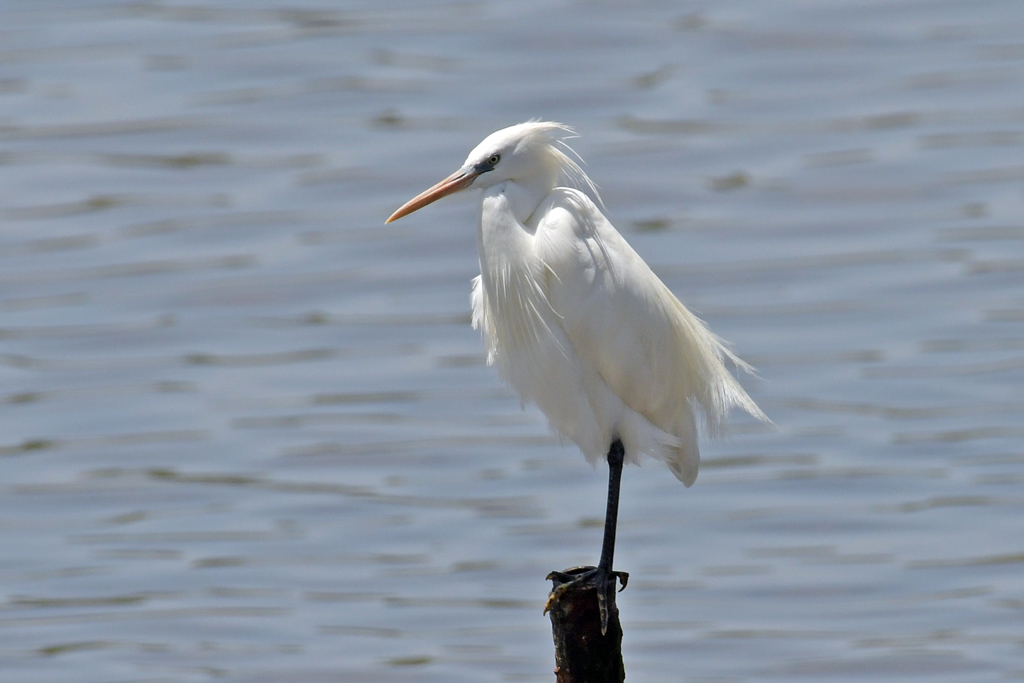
[546,566,625,683]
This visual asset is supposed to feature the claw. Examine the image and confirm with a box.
[545,565,629,635]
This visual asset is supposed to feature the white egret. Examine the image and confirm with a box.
[386,121,767,632]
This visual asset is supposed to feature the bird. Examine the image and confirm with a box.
[386,121,768,633]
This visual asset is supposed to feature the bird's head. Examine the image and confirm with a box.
[385,121,600,223]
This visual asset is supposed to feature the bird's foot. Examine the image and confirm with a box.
[544,565,629,635]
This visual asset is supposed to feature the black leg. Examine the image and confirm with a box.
[597,439,625,573]
[545,439,629,635]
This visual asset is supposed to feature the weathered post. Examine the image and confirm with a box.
[546,566,626,683]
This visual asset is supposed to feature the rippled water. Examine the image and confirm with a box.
[2,1,1023,681]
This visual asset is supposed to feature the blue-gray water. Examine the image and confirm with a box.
[2,1,1023,681]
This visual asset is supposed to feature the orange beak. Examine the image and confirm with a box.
[385,167,480,223]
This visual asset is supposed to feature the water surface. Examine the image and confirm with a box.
[1,1,1023,681]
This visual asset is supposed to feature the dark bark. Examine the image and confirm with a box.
[547,567,625,683]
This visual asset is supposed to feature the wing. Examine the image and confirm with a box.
[533,188,766,448]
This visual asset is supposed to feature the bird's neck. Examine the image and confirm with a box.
[490,175,555,226]
[476,184,546,282]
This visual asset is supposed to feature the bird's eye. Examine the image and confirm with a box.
[487,154,500,166]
